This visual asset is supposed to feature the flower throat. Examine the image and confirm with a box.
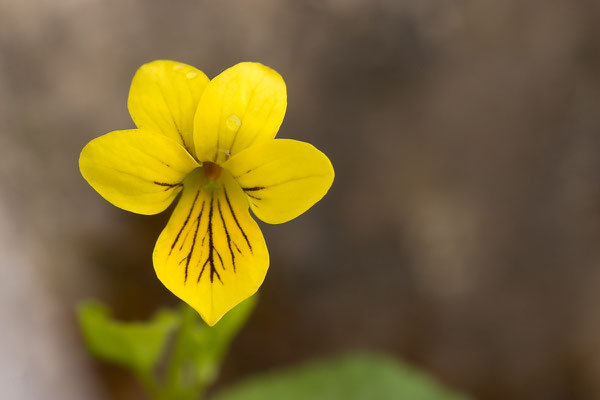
[203,161,222,180]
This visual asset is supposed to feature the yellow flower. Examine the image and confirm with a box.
[79,60,334,326]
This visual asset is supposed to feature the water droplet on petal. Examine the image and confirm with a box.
[226,114,241,131]
[173,63,186,71]
[186,71,198,79]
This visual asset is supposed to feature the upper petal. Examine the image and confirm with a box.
[222,139,334,224]
[79,129,199,215]
[153,168,269,326]
[128,60,209,154]
[193,62,287,164]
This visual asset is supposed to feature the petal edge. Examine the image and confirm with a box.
[193,62,287,164]
[79,129,199,215]
[128,60,209,154]
[222,139,334,224]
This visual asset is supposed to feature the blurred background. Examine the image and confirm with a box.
[1,0,600,399]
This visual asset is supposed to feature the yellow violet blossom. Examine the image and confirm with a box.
[79,60,334,326]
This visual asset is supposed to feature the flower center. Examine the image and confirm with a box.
[203,161,222,180]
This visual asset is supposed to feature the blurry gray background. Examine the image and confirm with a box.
[1,0,600,399]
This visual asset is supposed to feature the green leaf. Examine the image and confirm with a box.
[78,300,180,374]
[212,353,471,400]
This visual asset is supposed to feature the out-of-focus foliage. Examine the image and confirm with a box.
[78,300,179,374]
[189,295,258,376]
[166,296,257,398]
[213,353,470,400]
[78,297,256,399]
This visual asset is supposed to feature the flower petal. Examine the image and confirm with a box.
[222,139,334,224]
[79,129,199,215]
[128,60,209,154]
[193,62,287,164]
[153,168,269,326]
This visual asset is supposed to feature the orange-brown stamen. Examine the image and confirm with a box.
[203,161,222,180]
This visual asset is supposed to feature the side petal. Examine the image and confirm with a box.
[222,139,334,224]
[153,169,269,326]
[193,62,287,164]
[79,129,199,215]
[128,60,209,154]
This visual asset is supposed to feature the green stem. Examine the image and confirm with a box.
[135,369,161,400]
[161,305,206,400]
